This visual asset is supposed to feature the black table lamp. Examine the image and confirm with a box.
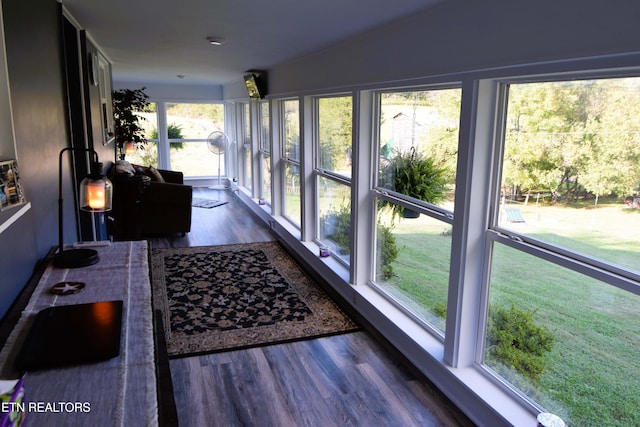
[53,147,112,268]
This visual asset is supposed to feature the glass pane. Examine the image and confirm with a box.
[499,78,640,275]
[283,161,301,227]
[242,103,252,190]
[318,96,352,178]
[283,99,300,161]
[261,153,271,205]
[243,148,252,190]
[377,88,460,215]
[165,103,225,178]
[166,103,224,139]
[373,200,451,333]
[260,101,271,204]
[260,101,270,152]
[124,107,158,167]
[170,141,225,177]
[243,103,251,144]
[318,176,351,264]
[125,141,158,168]
[485,243,640,427]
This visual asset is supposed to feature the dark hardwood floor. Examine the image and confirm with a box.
[149,188,475,427]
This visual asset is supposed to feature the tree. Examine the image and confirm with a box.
[580,79,640,202]
[318,97,352,174]
[502,79,640,203]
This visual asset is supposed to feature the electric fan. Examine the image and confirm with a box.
[206,131,230,188]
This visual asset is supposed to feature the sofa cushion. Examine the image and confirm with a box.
[129,163,165,183]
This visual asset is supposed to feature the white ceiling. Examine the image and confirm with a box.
[61,0,442,86]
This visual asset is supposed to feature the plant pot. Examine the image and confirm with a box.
[402,208,420,218]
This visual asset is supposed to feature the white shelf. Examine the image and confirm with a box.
[0,202,31,236]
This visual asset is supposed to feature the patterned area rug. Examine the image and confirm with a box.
[151,242,359,357]
[191,197,228,208]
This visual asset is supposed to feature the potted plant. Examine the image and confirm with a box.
[379,146,449,220]
[112,87,151,160]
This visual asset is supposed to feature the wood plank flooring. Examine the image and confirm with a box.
[149,188,475,427]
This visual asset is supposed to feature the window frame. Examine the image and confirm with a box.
[372,84,462,227]
[258,100,272,205]
[280,98,302,228]
[366,84,464,338]
[312,94,354,266]
[473,71,640,412]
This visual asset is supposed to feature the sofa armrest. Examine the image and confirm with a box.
[158,169,184,184]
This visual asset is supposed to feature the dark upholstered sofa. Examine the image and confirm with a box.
[108,161,192,240]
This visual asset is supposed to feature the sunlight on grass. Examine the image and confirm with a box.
[375,213,452,333]
[375,202,640,426]
[488,244,640,427]
[501,202,640,275]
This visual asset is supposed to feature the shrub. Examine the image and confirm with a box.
[376,223,399,279]
[323,204,351,255]
[321,204,399,279]
[486,305,556,382]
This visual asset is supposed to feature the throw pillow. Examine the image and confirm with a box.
[114,160,135,176]
[147,166,165,183]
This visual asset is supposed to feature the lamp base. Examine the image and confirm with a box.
[53,248,100,268]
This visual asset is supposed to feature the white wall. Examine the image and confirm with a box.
[223,80,251,101]
[248,0,640,96]
[113,80,223,102]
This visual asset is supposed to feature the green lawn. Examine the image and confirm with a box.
[383,203,640,427]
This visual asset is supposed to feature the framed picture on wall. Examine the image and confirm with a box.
[0,159,26,211]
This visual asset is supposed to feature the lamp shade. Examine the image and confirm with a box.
[79,162,112,213]
[80,176,112,212]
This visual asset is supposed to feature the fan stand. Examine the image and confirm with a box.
[209,152,228,190]
[206,131,230,190]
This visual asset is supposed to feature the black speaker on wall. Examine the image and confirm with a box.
[243,70,267,100]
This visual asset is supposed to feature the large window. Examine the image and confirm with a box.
[316,96,352,264]
[373,87,461,335]
[282,99,301,226]
[483,77,640,426]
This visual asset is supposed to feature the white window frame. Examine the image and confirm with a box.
[312,93,354,267]
[258,100,272,205]
[279,98,302,229]
[470,73,640,410]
